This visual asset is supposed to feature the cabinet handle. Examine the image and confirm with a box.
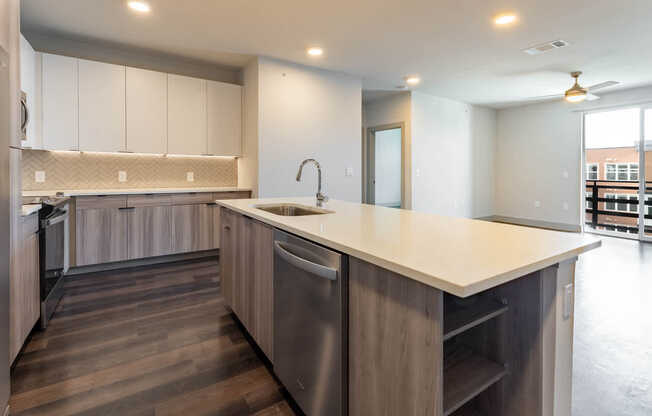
[223,225,231,231]
[119,207,135,211]
[206,202,217,206]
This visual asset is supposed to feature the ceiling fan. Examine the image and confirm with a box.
[533,71,619,103]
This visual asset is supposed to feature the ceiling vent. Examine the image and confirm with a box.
[523,40,570,55]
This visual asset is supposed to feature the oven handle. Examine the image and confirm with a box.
[43,211,68,227]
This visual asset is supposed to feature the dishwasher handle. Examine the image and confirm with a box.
[274,240,338,281]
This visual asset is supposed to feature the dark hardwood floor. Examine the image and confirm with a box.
[9,258,294,416]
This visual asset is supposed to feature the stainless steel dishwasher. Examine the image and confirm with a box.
[273,229,347,416]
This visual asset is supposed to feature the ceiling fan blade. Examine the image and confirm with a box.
[586,93,601,101]
[587,81,619,92]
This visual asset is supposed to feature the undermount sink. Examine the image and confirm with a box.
[254,203,334,216]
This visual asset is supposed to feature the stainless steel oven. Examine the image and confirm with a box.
[38,202,68,328]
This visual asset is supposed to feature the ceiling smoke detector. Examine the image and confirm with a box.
[523,40,570,55]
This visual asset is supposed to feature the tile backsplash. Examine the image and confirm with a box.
[22,150,237,191]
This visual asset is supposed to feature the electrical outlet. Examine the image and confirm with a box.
[35,171,46,183]
[118,171,127,182]
[563,283,574,320]
[562,170,569,179]
[345,167,354,177]
[563,202,569,211]
[534,200,541,208]
[186,172,194,182]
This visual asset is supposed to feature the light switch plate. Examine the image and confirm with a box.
[345,167,354,177]
[534,200,541,208]
[118,171,127,182]
[563,202,569,211]
[186,172,194,182]
[35,171,46,183]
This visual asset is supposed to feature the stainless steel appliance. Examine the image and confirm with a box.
[33,197,69,328]
[0,45,12,412]
[273,229,347,416]
[20,90,28,142]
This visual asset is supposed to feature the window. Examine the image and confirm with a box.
[629,163,639,181]
[628,195,639,213]
[586,164,599,180]
[605,193,616,210]
[586,191,593,209]
[605,163,639,181]
[647,195,652,217]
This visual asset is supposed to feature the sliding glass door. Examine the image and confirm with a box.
[584,107,650,241]
[642,107,652,241]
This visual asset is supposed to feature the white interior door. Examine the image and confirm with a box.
[367,127,403,208]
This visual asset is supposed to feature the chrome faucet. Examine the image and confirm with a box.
[296,158,328,205]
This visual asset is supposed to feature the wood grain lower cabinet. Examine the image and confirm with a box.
[76,207,129,266]
[171,204,212,253]
[10,214,41,363]
[219,208,274,361]
[127,206,173,259]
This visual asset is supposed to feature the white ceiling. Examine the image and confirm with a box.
[21,0,652,108]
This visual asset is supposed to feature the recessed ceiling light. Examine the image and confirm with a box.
[128,1,151,13]
[307,47,323,57]
[494,13,517,25]
[405,76,420,85]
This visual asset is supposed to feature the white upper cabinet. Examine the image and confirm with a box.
[20,35,41,149]
[42,53,79,151]
[78,59,126,152]
[167,74,207,155]
[207,80,242,156]
[126,67,167,154]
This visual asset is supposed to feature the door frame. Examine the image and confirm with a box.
[363,123,406,208]
[640,106,651,242]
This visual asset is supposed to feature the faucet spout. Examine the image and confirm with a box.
[296,158,328,205]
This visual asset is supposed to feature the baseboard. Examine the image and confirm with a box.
[65,249,218,276]
[478,215,581,233]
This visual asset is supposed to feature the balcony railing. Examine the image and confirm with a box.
[585,180,652,234]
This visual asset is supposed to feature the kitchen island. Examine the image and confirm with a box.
[216,197,601,416]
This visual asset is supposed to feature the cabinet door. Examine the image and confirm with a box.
[78,59,126,152]
[248,219,274,360]
[76,207,129,266]
[127,206,173,259]
[219,208,236,310]
[210,203,220,249]
[171,204,212,253]
[126,67,167,154]
[10,217,40,363]
[168,74,207,155]
[42,53,78,150]
[207,80,242,156]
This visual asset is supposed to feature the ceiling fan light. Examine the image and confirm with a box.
[565,85,587,103]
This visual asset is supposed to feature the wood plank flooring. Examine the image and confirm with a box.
[9,258,294,416]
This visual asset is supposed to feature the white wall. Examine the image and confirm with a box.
[257,58,362,202]
[494,85,652,228]
[410,92,496,218]
[238,58,259,196]
[363,92,412,207]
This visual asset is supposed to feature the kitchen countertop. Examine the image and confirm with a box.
[216,197,601,297]
[21,204,42,216]
[23,187,251,197]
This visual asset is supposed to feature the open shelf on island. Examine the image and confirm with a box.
[443,297,508,341]
[443,344,507,416]
[450,404,485,416]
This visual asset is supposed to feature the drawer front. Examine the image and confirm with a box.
[127,194,172,207]
[171,192,214,205]
[76,195,127,209]
[213,191,251,200]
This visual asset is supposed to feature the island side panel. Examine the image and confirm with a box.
[349,257,444,416]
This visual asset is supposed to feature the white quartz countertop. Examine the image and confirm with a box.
[216,197,601,297]
[22,204,42,216]
[23,187,251,197]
